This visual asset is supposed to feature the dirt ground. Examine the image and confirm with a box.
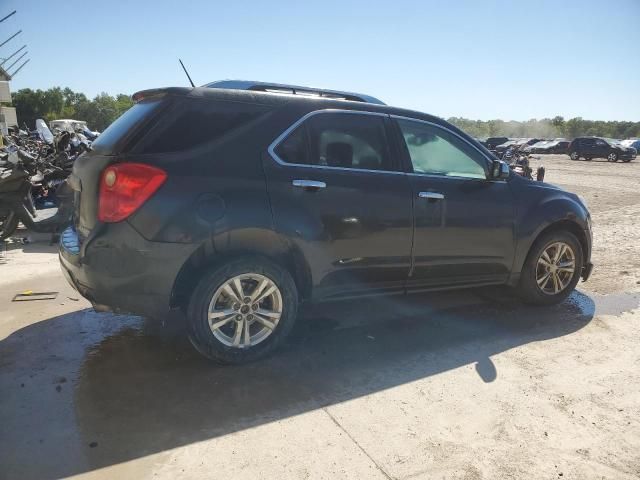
[0,154,639,480]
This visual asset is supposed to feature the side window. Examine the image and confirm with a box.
[135,98,267,154]
[397,119,488,179]
[274,125,308,165]
[596,139,607,146]
[273,112,394,172]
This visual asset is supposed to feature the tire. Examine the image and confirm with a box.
[0,211,19,241]
[186,257,298,364]
[584,156,591,161]
[607,152,618,162]
[569,151,580,161]
[517,230,583,306]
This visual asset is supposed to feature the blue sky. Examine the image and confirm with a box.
[2,0,639,121]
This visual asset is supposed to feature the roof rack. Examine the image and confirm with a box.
[203,80,385,105]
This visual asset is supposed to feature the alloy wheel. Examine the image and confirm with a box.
[570,151,579,160]
[207,273,283,348]
[535,242,576,295]
[607,152,618,162]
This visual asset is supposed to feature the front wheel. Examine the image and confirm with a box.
[607,152,618,162]
[569,151,580,161]
[186,257,298,364]
[517,231,583,305]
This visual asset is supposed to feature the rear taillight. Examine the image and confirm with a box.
[98,163,167,223]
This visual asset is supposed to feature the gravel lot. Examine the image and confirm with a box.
[0,154,639,480]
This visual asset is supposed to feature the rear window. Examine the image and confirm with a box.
[91,99,161,155]
[133,98,268,154]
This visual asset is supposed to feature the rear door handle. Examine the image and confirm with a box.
[418,191,444,200]
[292,180,326,189]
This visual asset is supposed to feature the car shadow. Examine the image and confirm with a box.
[0,288,598,480]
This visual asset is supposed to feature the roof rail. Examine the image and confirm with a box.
[203,80,385,105]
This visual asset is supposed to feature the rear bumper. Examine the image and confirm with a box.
[59,223,195,319]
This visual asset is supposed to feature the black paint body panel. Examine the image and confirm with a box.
[59,87,592,318]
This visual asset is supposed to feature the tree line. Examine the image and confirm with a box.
[8,87,640,139]
[10,87,133,132]
[447,116,640,140]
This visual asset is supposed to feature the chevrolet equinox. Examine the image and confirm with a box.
[59,81,594,364]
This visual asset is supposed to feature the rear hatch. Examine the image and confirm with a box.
[69,97,166,240]
[69,87,276,242]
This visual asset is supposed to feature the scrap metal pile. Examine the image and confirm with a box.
[0,119,99,240]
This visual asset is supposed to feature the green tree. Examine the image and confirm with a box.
[12,86,133,131]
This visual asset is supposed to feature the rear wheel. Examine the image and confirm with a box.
[569,151,580,161]
[607,152,618,162]
[517,231,583,305]
[186,257,298,364]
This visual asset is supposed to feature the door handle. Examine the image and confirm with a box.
[292,180,326,189]
[418,191,444,200]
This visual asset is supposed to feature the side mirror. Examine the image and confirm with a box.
[491,160,510,180]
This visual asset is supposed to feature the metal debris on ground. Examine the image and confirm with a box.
[12,291,59,302]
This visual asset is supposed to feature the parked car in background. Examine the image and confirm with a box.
[546,140,570,154]
[621,139,640,152]
[494,139,517,157]
[59,81,594,364]
[522,140,550,154]
[485,137,509,150]
[567,137,637,162]
[49,119,88,133]
[496,138,541,158]
[530,139,570,154]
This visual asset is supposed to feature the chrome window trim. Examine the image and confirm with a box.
[267,109,405,175]
[391,114,494,178]
[405,172,501,183]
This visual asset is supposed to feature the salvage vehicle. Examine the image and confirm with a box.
[525,139,569,154]
[495,138,541,158]
[621,139,640,152]
[59,81,594,364]
[567,137,637,162]
[540,139,570,154]
[522,140,549,154]
[485,136,509,150]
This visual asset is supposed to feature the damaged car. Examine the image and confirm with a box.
[59,81,594,364]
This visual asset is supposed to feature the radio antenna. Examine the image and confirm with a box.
[179,59,195,88]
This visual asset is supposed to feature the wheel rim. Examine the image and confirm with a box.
[608,153,617,161]
[207,273,282,348]
[571,152,578,160]
[536,242,576,295]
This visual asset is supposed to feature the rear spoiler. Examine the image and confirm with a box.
[131,87,193,103]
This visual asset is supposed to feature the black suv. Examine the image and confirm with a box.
[59,81,593,364]
[567,137,637,162]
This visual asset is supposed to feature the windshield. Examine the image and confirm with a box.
[604,138,622,145]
